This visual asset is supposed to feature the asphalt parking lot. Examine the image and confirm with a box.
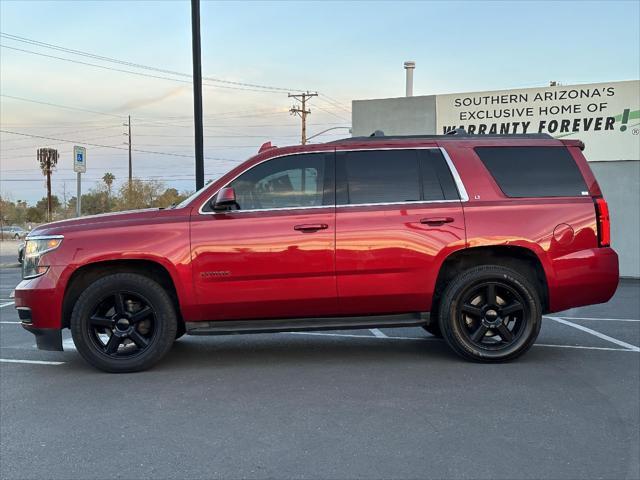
[1,261,638,480]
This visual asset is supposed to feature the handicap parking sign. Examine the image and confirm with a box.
[73,146,87,173]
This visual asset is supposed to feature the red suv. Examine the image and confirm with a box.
[15,133,619,372]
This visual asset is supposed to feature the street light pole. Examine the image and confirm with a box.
[191,0,205,190]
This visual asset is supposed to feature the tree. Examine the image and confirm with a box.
[37,148,59,221]
[25,206,45,224]
[36,196,60,214]
[80,190,110,215]
[102,172,115,202]
[117,179,164,210]
[154,188,188,208]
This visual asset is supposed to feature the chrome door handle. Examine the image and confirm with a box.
[294,223,328,232]
[420,217,454,226]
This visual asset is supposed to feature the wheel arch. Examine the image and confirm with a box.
[432,245,550,315]
[61,259,184,329]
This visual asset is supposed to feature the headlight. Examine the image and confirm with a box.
[22,236,63,279]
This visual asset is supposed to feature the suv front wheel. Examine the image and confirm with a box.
[70,273,177,372]
[439,265,541,362]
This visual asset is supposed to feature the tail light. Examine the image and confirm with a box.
[594,197,610,247]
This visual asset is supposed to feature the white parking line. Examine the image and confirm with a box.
[369,328,388,338]
[0,321,20,324]
[558,316,640,323]
[535,343,635,352]
[0,302,15,308]
[0,358,64,365]
[285,331,638,352]
[546,316,640,352]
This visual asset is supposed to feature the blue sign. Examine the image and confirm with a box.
[73,145,87,173]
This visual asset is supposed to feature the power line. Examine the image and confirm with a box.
[317,93,352,113]
[313,103,350,122]
[0,43,289,95]
[0,130,237,162]
[1,94,125,118]
[1,32,303,92]
[1,133,123,152]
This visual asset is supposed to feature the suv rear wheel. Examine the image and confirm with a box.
[439,265,541,362]
[70,273,177,372]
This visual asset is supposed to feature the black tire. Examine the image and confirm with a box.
[70,273,177,373]
[439,265,541,362]
[422,322,442,338]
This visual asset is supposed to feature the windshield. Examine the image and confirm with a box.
[174,182,213,209]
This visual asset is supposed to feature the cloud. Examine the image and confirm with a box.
[112,86,188,112]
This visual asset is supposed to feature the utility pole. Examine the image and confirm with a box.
[123,115,132,204]
[37,148,59,222]
[191,0,205,190]
[128,114,132,185]
[123,115,132,187]
[289,91,318,145]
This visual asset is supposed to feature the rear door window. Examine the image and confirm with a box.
[341,150,421,204]
[475,146,588,197]
[337,149,460,205]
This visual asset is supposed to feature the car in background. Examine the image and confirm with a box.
[18,242,25,264]
[1,225,27,240]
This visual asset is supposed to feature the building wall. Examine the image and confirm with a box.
[590,160,640,278]
[352,96,436,137]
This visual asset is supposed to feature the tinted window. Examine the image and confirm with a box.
[343,150,421,204]
[420,149,460,201]
[475,146,588,198]
[228,154,326,210]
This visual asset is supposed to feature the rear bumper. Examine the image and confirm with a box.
[549,247,619,312]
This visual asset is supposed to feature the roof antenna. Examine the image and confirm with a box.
[370,130,385,137]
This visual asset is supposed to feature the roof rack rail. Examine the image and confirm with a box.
[445,127,468,136]
[327,131,554,143]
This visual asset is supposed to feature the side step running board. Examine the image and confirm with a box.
[186,313,428,336]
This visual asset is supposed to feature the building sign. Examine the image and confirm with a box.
[436,80,640,161]
[73,145,86,173]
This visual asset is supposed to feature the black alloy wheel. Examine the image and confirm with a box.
[71,273,177,372]
[439,265,541,362]
[457,281,527,349]
[88,291,157,358]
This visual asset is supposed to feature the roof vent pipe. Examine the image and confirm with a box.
[404,61,415,97]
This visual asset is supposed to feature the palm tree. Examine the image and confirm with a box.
[102,172,115,210]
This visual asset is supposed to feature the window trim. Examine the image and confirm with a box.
[198,146,468,215]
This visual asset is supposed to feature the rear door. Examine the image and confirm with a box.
[335,147,466,315]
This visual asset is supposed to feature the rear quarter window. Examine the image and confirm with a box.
[475,146,589,198]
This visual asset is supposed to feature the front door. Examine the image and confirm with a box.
[190,151,337,321]
[335,147,466,314]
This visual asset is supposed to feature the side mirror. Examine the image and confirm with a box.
[212,187,237,211]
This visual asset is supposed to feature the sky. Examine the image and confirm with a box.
[1,0,639,204]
